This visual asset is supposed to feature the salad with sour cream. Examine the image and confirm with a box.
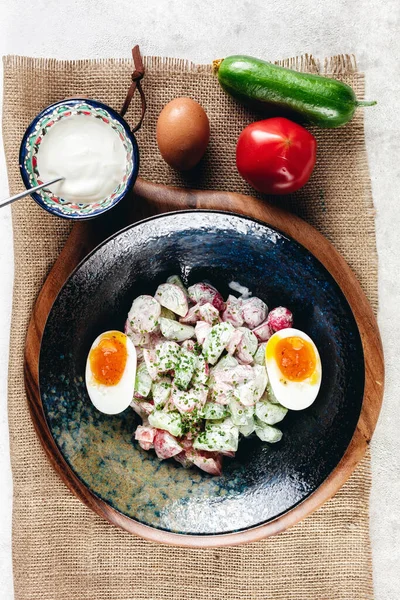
[126,276,300,476]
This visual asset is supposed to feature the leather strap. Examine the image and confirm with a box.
[120,45,146,133]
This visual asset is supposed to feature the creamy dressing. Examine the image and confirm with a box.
[228,281,252,299]
[36,114,127,204]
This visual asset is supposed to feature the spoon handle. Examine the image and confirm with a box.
[0,177,64,209]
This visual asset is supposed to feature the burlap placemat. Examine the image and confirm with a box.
[2,53,376,600]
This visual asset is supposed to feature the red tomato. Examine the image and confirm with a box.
[236,117,317,195]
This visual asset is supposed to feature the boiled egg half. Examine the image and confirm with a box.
[265,328,321,410]
[85,330,137,414]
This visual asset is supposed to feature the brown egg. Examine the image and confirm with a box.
[156,97,210,170]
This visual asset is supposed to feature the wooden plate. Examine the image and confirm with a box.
[24,178,384,546]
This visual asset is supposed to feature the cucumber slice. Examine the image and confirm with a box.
[211,354,239,374]
[235,364,268,406]
[255,401,288,425]
[154,341,181,373]
[174,349,197,390]
[193,417,239,452]
[253,342,267,365]
[229,399,254,426]
[254,418,283,443]
[166,275,189,296]
[148,410,183,437]
[160,306,177,320]
[200,402,229,420]
[134,363,152,398]
[192,355,209,385]
[265,381,280,404]
[160,317,195,342]
[152,376,172,407]
[203,322,235,365]
[239,419,256,437]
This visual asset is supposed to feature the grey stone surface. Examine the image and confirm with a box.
[0,0,399,598]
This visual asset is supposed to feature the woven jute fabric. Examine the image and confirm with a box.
[2,54,377,600]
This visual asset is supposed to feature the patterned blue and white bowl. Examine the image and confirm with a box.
[19,99,139,220]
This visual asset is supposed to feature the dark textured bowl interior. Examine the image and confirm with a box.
[39,211,364,535]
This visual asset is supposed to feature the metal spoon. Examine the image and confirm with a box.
[0,177,65,209]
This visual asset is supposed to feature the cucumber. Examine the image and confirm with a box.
[255,400,288,425]
[213,55,376,128]
[148,410,183,437]
[200,402,229,420]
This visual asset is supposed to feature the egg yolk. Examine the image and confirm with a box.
[89,331,127,386]
[275,336,316,382]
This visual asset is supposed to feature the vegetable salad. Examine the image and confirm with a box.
[127,277,293,475]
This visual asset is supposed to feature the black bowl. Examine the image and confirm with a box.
[39,211,364,535]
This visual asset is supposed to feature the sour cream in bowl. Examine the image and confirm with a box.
[19,99,139,219]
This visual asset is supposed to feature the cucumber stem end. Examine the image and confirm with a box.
[356,100,377,107]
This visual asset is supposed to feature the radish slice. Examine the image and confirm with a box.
[242,297,268,329]
[210,381,234,405]
[128,295,161,334]
[135,425,156,451]
[154,430,183,459]
[174,451,193,468]
[253,320,273,342]
[195,321,212,345]
[187,450,222,476]
[130,400,154,418]
[226,329,243,355]
[172,384,208,413]
[266,306,293,331]
[235,327,258,364]
[179,303,202,324]
[125,320,151,347]
[143,349,159,380]
[235,365,268,406]
[187,282,225,312]
[155,283,188,317]
[212,364,254,386]
[199,303,220,325]
[181,339,196,352]
[222,295,244,328]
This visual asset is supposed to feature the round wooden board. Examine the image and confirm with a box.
[24,177,384,547]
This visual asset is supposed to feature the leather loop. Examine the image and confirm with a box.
[120,45,146,133]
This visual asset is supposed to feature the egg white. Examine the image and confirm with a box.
[265,328,322,411]
[85,331,137,415]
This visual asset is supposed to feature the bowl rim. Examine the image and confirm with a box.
[19,98,139,220]
[36,209,379,544]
